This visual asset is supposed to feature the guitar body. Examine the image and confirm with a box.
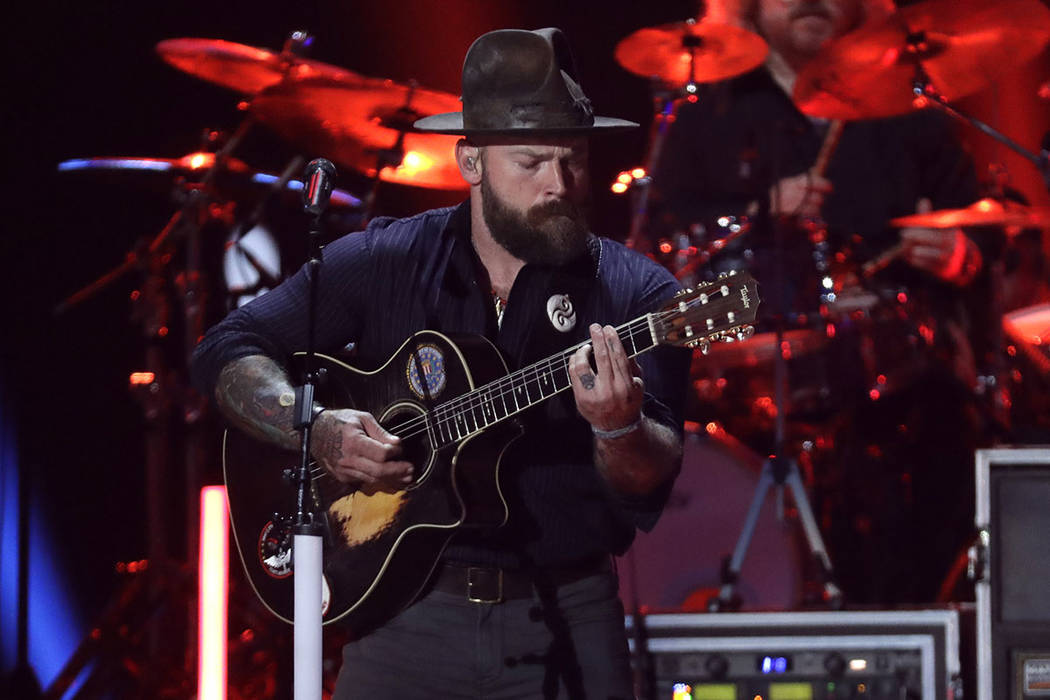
[224,330,522,634]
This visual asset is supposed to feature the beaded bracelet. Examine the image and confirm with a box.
[592,416,643,440]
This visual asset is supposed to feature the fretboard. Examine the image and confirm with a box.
[422,313,658,448]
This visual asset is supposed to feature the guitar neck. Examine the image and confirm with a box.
[420,314,658,449]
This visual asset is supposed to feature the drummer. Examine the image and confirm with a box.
[649,0,988,604]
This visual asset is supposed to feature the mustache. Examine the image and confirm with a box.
[790,3,832,20]
[528,198,584,222]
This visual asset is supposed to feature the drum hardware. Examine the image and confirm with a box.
[668,215,752,285]
[708,205,843,612]
[52,68,302,669]
[793,0,1050,189]
[156,32,364,95]
[890,197,1050,232]
[249,75,466,194]
[793,0,1050,122]
[614,18,768,90]
[615,19,768,254]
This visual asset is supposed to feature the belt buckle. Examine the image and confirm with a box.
[466,566,503,604]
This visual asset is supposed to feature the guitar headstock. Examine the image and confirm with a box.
[653,270,761,353]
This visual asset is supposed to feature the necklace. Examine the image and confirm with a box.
[491,289,507,328]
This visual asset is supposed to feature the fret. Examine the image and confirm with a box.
[437,411,452,445]
[625,327,638,356]
[523,370,541,404]
[423,414,438,449]
[480,390,496,425]
[495,385,511,418]
[555,356,571,389]
[513,376,528,409]
[539,367,554,395]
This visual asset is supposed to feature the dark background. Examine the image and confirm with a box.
[1,0,1048,690]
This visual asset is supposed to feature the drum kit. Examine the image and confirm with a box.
[52,0,1050,614]
[613,0,1050,611]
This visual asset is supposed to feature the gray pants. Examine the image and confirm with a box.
[333,568,635,699]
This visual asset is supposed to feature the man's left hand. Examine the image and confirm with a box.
[569,323,645,433]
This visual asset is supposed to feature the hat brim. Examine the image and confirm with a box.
[413,112,638,135]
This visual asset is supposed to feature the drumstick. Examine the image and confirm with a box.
[811,119,844,177]
[861,241,904,278]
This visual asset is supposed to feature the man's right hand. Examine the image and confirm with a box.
[312,409,414,488]
[770,172,832,219]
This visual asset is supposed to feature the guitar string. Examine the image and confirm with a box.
[302,316,656,487]
[378,288,741,446]
[389,286,740,444]
[392,314,654,442]
[304,284,748,486]
[305,315,657,485]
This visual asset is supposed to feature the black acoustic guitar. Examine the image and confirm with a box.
[223,272,759,634]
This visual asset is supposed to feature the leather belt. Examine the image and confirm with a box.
[430,557,610,604]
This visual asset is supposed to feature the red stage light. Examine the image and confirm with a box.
[198,486,229,700]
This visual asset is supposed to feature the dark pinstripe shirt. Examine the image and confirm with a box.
[192,202,691,567]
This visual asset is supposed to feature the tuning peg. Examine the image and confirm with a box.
[735,325,755,341]
[695,339,711,354]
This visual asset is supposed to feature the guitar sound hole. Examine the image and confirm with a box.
[381,403,434,488]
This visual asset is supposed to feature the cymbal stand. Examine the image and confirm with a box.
[624,23,708,254]
[625,85,688,253]
[709,205,842,611]
[908,63,1050,192]
[47,117,257,693]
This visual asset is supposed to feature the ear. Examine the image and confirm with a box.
[455,139,482,186]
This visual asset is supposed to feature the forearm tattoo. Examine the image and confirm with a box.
[215,355,301,450]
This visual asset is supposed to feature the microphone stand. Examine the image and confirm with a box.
[292,159,334,700]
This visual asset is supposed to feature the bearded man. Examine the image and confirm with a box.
[192,27,690,699]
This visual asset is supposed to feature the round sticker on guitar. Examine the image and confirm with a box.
[406,344,447,400]
[258,520,293,579]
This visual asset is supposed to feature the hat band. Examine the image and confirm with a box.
[463,97,595,131]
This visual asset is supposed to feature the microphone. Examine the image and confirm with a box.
[302,158,337,216]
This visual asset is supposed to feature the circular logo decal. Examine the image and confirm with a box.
[258,520,293,579]
[547,294,576,332]
[406,344,447,400]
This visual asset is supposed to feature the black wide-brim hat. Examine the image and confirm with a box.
[413,28,638,135]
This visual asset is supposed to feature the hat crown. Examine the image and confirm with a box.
[460,28,594,132]
[412,27,636,135]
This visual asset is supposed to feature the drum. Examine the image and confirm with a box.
[616,427,803,612]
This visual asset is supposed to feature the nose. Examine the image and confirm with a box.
[544,161,571,198]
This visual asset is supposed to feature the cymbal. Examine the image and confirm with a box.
[890,198,1050,231]
[615,19,768,87]
[250,76,467,190]
[57,153,362,208]
[794,0,1050,120]
[156,38,364,94]
[692,328,827,370]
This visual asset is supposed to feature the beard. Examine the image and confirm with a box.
[480,172,590,266]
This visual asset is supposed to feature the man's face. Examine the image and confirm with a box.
[477,136,591,266]
[756,0,863,60]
